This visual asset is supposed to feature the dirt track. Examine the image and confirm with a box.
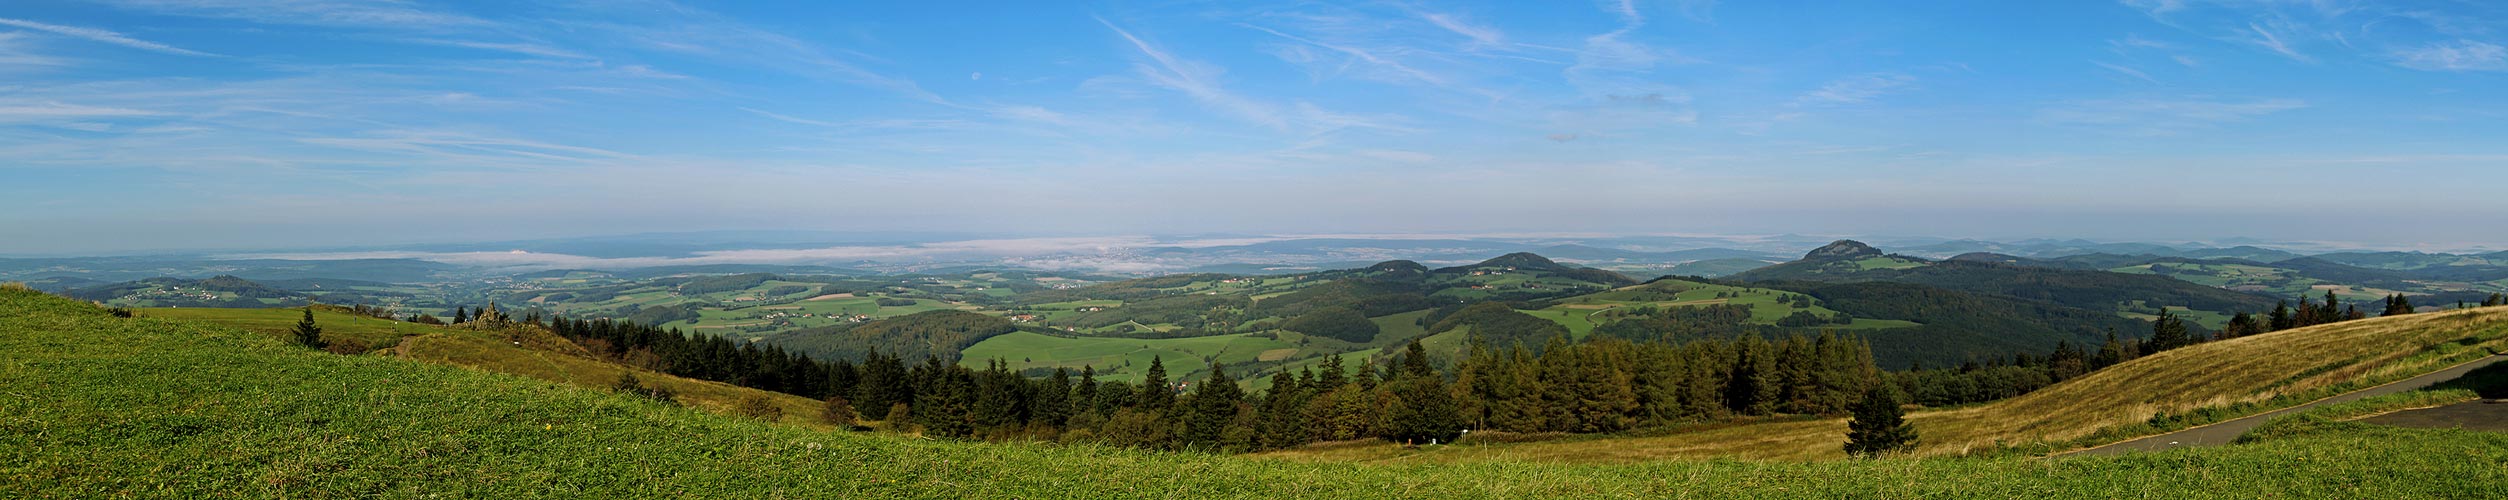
[2067,354,2508,457]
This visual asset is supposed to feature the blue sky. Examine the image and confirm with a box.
[3,0,2505,253]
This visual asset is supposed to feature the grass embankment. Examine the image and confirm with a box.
[6,288,2508,497]
[1268,306,2508,463]
[139,306,827,426]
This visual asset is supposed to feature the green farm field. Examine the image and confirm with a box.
[958,331,1302,383]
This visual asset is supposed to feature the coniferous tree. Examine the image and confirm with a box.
[854,350,909,421]
[2146,309,2192,352]
[2267,300,2294,331]
[1401,339,1435,379]
[1843,383,1916,458]
[1139,356,1173,413]
[1036,367,1073,428]
[290,307,326,349]
[2221,312,2260,340]
[1316,354,1347,389]
[1725,336,1772,415]
[1178,363,1243,448]
[452,306,469,325]
[2382,294,2415,316]
[916,364,976,438]
[1381,362,1464,445]
[1074,365,1100,418]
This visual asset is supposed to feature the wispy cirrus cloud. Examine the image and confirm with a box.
[2393,40,2507,72]
[91,0,494,31]
[2037,96,2306,135]
[0,17,217,57]
[2095,62,2159,83]
[1797,73,1918,105]
[1099,17,1290,131]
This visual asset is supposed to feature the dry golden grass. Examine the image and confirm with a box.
[1260,307,2508,464]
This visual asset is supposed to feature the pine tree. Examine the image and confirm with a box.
[290,307,327,349]
[1316,355,1347,389]
[1401,340,1435,379]
[1036,367,1073,428]
[1382,365,1464,445]
[2266,301,2293,331]
[2086,329,2126,369]
[2382,294,2415,316]
[853,350,908,421]
[452,306,469,325]
[2221,311,2259,339]
[1725,337,1772,415]
[1178,363,1243,448]
[1843,383,1916,458]
[1139,356,1173,413]
[1074,365,1101,417]
[2146,309,2191,352]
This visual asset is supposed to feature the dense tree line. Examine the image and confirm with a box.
[797,331,1888,452]
[551,315,846,400]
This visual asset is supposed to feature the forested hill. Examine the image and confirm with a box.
[1734,241,2279,324]
[760,310,1019,364]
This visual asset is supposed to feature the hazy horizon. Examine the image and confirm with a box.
[7,1,2506,253]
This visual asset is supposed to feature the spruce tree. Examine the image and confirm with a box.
[2146,309,2191,352]
[2093,329,2127,369]
[1725,337,1771,415]
[2222,311,2259,339]
[1139,356,1173,412]
[452,306,469,325]
[1843,383,1916,458]
[2267,300,2294,331]
[1316,355,1347,389]
[2383,294,2415,316]
[1401,339,1435,380]
[1037,367,1072,427]
[1382,366,1464,444]
[1074,365,1100,418]
[1178,363,1242,448]
[290,307,326,349]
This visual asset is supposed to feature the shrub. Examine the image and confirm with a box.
[323,337,371,355]
[736,395,784,422]
[822,396,857,426]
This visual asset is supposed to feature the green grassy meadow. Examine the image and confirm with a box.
[958,331,1301,383]
[7,287,2508,498]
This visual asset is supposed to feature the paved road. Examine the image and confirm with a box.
[2360,399,2508,432]
[2066,353,2508,457]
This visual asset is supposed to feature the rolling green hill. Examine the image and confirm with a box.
[9,286,2506,497]
[1737,241,2278,329]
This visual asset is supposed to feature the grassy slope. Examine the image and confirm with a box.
[1270,306,2508,463]
[6,288,2506,497]
[140,306,422,347]
[142,306,827,428]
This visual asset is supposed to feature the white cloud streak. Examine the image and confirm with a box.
[0,17,217,57]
